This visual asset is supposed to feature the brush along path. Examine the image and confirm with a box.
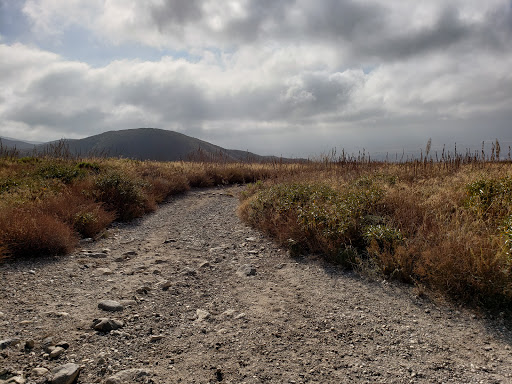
[1,186,511,384]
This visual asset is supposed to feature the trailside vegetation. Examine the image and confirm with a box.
[1,141,511,311]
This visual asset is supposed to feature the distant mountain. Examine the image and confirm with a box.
[33,128,286,162]
[0,137,38,151]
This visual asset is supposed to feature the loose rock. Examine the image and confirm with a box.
[24,340,35,349]
[31,368,49,377]
[87,253,108,259]
[157,280,172,291]
[181,267,197,276]
[92,318,124,332]
[51,363,80,384]
[0,338,20,350]
[136,286,151,294]
[150,334,164,342]
[96,268,113,276]
[196,309,211,322]
[237,264,256,277]
[2,375,25,384]
[49,346,65,359]
[98,300,124,312]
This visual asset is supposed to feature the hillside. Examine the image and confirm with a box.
[0,137,37,151]
[35,128,280,162]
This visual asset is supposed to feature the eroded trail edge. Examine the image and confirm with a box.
[1,186,511,384]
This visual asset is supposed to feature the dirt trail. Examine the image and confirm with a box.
[1,186,511,384]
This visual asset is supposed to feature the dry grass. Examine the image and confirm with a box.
[0,155,286,259]
[238,159,512,311]
[2,146,511,311]
[0,207,78,257]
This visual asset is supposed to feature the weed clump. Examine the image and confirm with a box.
[0,208,77,257]
[37,162,85,184]
[93,171,148,221]
[239,164,512,311]
[241,181,383,265]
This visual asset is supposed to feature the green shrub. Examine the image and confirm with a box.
[77,161,101,173]
[73,208,114,238]
[37,163,85,184]
[244,182,383,260]
[0,177,20,194]
[363,224,403,252]
[466,177,512,218]
[93,172,148,220]
[17,157,40,164]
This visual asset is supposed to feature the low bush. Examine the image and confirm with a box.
[40,192,115,238]
[37,162,85,184]
[241,181,383,262]
[0,207,77,257]
[93,171,149,221]
[239,167,512,311]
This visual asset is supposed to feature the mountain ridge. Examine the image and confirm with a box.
[4,128,292,162]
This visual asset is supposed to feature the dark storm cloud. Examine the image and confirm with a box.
[143,0,512,61]
[368,7,471,60]
[150,0,203,31]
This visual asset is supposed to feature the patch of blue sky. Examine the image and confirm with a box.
[36,24,195,66]
[361,65,376,74]
[0,0,32,43]
[0,1,194,66]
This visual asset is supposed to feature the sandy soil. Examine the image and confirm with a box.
[1,186,511,384]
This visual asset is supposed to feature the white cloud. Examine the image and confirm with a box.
[0,1,510,155]
[2,38,512,155]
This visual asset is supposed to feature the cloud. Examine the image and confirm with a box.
[1,1,511,155]
[21,1,512,59]
[2,37,512,155]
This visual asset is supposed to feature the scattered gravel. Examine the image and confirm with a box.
[1,186,511,383]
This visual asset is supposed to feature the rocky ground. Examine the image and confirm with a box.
[1,186,511,384]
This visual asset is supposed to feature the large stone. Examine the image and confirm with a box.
[92,318,124,332]
[98,300,123,312]
[32,368,49,377]
[51,363,80,384]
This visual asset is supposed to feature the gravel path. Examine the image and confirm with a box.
[1,186,511,384]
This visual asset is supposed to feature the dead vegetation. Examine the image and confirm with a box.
[1,142,511,311]
[238,150,512,311]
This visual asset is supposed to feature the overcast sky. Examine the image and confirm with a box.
[1,1,511,157]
